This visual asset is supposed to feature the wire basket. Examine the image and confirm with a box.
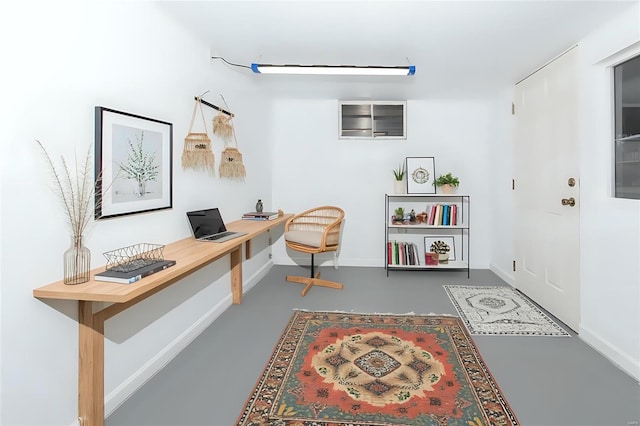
[103,243,166,273]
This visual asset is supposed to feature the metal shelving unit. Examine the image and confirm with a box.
[385,193,470,278]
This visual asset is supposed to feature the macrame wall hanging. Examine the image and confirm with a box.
[182,97,215,175]
[214,94,246,179]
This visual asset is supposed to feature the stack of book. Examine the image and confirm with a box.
[94,259,176,284]
[242,211,279,221]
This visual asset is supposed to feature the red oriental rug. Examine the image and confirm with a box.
[236,310,519,426]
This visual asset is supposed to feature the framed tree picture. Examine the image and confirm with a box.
[406,157,436,194]
[95,107,173,219]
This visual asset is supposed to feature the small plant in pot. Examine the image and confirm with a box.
[430,240,451,263]
[434,172,460,194]
[392,163,406,194]
[393,163,406,181]
[393,207,405,224]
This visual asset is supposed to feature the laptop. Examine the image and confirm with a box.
[186,208,247,243]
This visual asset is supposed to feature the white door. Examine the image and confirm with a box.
[514,47,580,332]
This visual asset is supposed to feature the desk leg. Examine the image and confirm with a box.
[79,301,105,426]
[230,246,243,304]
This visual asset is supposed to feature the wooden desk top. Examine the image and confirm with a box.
[33,214,292,303]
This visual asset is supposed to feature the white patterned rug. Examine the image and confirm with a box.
[444,285,570,336]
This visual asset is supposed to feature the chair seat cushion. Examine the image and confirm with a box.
[285,230,338,247]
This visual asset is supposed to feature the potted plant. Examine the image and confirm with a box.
[430,240,451,263]
[434,172,460,194]
[392,163,406,194]
[393,207,405,224]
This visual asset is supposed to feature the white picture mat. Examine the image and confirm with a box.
[424,235,456,261]
[98,109,172,218]
[406,157,435,194]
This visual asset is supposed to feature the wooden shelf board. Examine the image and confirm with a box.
[387,260,468,270]
[388,224,468,229]
[33,214,293,303]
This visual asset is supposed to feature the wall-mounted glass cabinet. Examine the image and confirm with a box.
[614,54,640,200]
[339,101,406,139]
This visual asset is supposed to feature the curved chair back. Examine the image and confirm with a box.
[285,206,345,254]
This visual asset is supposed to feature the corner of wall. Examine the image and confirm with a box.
[489,263,515,286]
[579,324,640,382]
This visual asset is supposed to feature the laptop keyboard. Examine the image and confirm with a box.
[203,231,234,241]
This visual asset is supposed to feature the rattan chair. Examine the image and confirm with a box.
[284,206,345,297]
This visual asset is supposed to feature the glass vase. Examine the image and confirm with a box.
[64,235,91,285]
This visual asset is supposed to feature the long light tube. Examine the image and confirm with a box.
[250,63,416,76]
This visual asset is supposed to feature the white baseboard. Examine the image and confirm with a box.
[489,263,515,286]
[273,256,381,268]
[579,324,640,382]
[103,260,274,418]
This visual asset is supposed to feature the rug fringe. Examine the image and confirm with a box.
[293,308,457,317]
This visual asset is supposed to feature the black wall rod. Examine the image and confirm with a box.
[194,96,234,117]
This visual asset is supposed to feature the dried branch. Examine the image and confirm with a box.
[36,140,98,238]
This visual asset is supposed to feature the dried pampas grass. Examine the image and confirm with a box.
[35,140,97,238]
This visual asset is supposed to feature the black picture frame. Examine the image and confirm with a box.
[95,106,173,219]
[406,157,436,194]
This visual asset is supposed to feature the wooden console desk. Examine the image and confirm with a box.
[33,214,292,426]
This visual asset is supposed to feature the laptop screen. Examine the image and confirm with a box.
[186,208,227,239]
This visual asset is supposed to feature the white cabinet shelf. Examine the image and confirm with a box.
[385,193,470,277]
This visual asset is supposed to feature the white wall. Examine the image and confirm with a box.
[2,3,639,426]
[488,88,516,284]
[270,98,495,269]
[488,2,640,380]
[577,3,640,380]
[0,3,274,425]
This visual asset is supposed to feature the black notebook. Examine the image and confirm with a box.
[94,260,176,284]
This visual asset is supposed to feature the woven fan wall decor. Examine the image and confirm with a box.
[182,98,215,175]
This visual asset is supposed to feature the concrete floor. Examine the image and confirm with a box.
[106,266,640,426]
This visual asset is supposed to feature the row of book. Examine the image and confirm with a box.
[242,211,279,221]
[387,241,421,266]
[427,204,458,226]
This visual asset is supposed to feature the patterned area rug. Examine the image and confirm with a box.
[444,285,570,336]
[237,310,519,425]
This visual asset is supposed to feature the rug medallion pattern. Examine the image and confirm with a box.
[236,311,519,425]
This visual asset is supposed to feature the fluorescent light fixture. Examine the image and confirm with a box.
[250,63,415,76]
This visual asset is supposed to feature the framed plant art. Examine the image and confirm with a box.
[95,107,173,219]
[406,157,436,194]
[424,235,456,261]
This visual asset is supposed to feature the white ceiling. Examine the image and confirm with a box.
[158,0,637,99]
